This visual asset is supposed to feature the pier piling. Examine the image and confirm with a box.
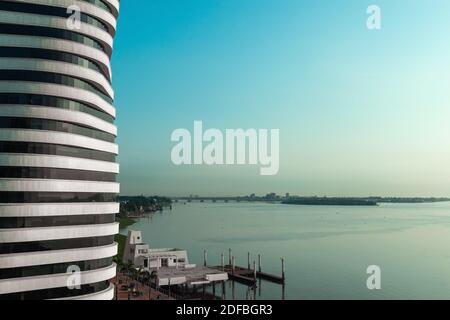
[247,252,250,270]
[203,250,207,267]
[232,256,235,274]
[168,278,171,298]
[258,278,261,297]
[222,281,226,300]
[232,280,235,300]
[258,254,261,273]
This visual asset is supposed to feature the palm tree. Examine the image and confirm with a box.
[129,267,143,297]
[150,270,158,284]
[138,270,157,300]
[112,256,123,300]
[149,270,158,299]
[124,261,135,286]
[113,257,124,277]
[140,270,151,300]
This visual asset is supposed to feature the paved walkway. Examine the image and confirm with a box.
[111,273,172,300]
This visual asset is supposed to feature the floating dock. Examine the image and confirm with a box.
[208,250,286,287]
[213,265,285,286]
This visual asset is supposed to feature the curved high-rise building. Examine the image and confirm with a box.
[0,0,120,300]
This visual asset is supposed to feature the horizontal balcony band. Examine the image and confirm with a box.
[0,24,106,66]
[0,153,119,173]
[0,81,115,117]
[0,234,114,255]
[0,116,115,142]
[104,0,119,16]
[0,214,115,229]
[0,256,112,280]
[0,105,117,135]
[0,178,119,193]
[0,192,116,204]
[89,0,119,18]
[0,166,116,182]
[8,0,117,33]
[0,115,116,143]
[0,34,111,78]
[0,128,118,154]
[0,202,119,217]
[0,1,110,37]
[0,263,116,295]
[0,10,113,53]
[53,282,114,300]
[0,242,117,268]
[0,93,114,124]
[0,46,109,87]
[0,141,116,162]
[0,58,114,99]
[0,222,119,243]
[0,280,110,300]
[0,70,112,104]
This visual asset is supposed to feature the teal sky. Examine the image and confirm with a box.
[112,0,450,197]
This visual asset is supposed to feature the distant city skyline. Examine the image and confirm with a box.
[114,0,450,197]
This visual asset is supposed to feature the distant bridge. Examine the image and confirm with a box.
[172,197,281,203]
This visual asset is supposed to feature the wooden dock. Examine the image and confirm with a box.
[256,271,284,284]
[205,250,286,288]
[212,265,285,286]
[226,266,257,286]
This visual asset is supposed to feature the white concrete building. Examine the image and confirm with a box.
[124,230,191,269]
[123,230,228,287]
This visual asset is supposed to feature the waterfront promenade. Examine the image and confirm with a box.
[112,273,173,300]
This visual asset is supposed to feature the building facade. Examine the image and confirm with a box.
[0,0,120,300]
[123,231,228,288]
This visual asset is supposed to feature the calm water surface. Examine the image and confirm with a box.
[122,201,450,299]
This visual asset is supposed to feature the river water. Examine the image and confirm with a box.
[121,201,450,299]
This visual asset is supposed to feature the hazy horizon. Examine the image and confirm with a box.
[119,193,450,199]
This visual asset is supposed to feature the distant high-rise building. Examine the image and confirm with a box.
[0,0,120,300]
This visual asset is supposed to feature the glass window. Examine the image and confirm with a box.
[0,167,116,182]
[0,235,115,254]
[0,258,112,280]
[0,281,110,300]
[0,214,116,229]
[0,1,112,34]
[79,0,116,16]
[0,142,116,162]
[0,70,113,104]
[0,47,110,80]
[0,117,115,142]
[0,94,115,123]
[0,192,117,203]
[0,23,109,55]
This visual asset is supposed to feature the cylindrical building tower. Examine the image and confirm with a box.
[0,0,120,300]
